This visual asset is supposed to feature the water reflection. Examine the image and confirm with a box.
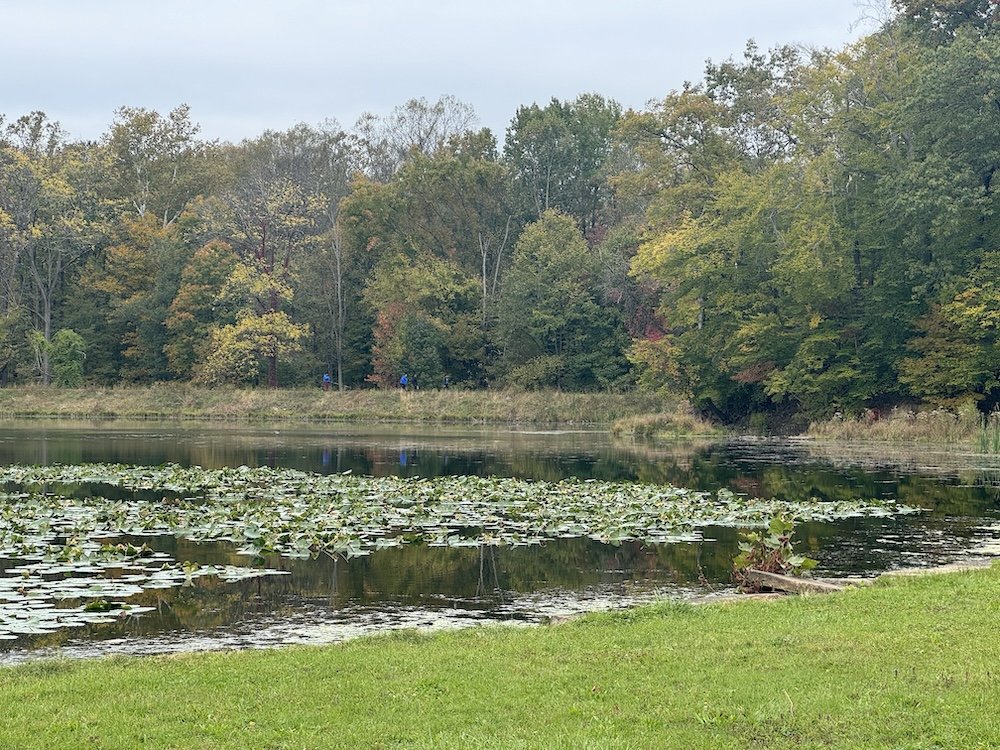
[0,421,998,662]
[0,422,683,481]
[1,533,736,664]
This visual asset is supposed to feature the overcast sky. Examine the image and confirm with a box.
[4,1,878,144]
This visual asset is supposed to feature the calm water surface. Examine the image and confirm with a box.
[1,421,998,663]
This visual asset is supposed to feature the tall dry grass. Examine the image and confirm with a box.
[609,408,721,438]
[0,384,670,426]
[808,404,999,448]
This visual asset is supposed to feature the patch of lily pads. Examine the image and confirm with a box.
[0,462,921,556]
[0,536,290,641]
[0,462,919,641]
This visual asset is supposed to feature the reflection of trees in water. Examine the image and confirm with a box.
[7,529,994,653]
[626,439,1000,517]
[146,534,741,613]
[0,423,705,482]
[2,536,740,651]
[744,464,1000,516]
[2,570,292,654]
[4,425,1000,653]
[283,538,738,605]
[11,424,1000,503]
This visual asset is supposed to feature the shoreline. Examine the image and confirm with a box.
[0,385,670,426]
[1,564,997,748]
[1,386,998,455]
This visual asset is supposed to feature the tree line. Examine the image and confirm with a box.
[1,0,998,425]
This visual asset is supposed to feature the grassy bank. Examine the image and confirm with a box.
[0,385,669,426]
[808,405,1000,449]
[2,567,998,749]
[610,410,723,438]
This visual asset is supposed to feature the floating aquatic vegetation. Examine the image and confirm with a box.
[0,462,919,641]
[0,462,918,558]
[0,556,289,641]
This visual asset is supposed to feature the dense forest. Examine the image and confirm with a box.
[1,0,999,425]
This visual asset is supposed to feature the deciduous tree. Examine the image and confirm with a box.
[496,210,628,389]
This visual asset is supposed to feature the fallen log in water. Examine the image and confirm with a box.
[747,569,846,595]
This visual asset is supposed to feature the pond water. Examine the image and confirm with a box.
[1,421,998,664]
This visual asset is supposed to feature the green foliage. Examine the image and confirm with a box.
[496,210,630,390]
[79,214,193,382]
[49,329,86,387]
[2,7,1000,423]
[340,139,521,386]
[198,311,309,386]
[363,252,480,387]
[623,12,1000,422]
[397,315,445,388]
[104,104,210,227]
[0,308,26,383]
[502,354,567,390]
[0,115,99,385]
[765,326,877,417]
[732,514,818,592]
[901,253,1000,406]
[164,240,239,378]
[504,93,622,229]
[894,0,998,41]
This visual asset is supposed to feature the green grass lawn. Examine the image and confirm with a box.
[2,567,999,749]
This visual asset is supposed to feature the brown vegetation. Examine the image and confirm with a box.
[0,384,669,426]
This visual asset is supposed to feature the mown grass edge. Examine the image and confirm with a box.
[1,566,998,749]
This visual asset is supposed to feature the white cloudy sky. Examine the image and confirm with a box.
[4,1,877,143]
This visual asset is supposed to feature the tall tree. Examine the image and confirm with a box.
[164,239,238,379]
[0,113,98,384]
[893,0,997,41]
[273,122,360,390]
[495,210,629,389]
[209,130,328,387]
[339,137,519,385]
[103,104,211,229]
[504,94,622,231]
[354,95,478,182]
[362,251,479,388]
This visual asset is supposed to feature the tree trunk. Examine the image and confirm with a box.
[267,353,278,389]
[26,243,58,385]
[260,221,280,388]
[41,306,51,385]
[334,233,345,392]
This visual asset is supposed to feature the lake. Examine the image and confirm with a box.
[0,421,998,664]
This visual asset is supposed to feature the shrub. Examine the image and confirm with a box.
[50,329,86,387]
[732,514,817,592]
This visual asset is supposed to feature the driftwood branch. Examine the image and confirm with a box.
[747,569,845,595]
